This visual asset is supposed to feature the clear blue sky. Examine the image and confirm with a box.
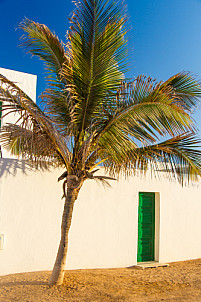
[1,0,201,129]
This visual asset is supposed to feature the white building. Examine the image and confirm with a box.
[0,68,201,276]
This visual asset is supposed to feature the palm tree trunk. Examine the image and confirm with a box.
[48,187,79,286]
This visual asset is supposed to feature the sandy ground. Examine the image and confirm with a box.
[0,259,201,302]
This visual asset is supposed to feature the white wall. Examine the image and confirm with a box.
[0,67,37,101]
[0,68,201,275]
[0,161,201,276]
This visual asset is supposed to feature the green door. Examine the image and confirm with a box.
[137,192,155,262]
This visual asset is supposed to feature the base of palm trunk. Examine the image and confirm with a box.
[48,266,65,286]
[48,187,79,286]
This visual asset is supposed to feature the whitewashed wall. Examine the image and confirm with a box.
[0,67,37,101]
[0,161,201,276]
[0,68,201,276]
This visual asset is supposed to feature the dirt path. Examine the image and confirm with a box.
[0,259,201,301]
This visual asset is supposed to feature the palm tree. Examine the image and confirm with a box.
[1,0,201,286]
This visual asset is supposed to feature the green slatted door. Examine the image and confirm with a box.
[137,192,155,262]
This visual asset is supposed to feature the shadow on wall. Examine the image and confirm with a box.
[0,158,34,177]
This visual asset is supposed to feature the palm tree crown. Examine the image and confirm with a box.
[1,0,201,285]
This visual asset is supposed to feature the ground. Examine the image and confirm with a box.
[0,259,201,301]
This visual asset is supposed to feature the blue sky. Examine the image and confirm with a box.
[1,0,201,128]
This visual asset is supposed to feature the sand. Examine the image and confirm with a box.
[0,258,201,301]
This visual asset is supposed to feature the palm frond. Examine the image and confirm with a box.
[162,72,201,111]
[19,19,75,132]
[102,132,201,183]
[0,123,64,168]
[41,87,72,135]
[63,0,128,135]
[0,74,72,170]
[137,133,201,183]
[94,73,200,148]
[20,18,67,75]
